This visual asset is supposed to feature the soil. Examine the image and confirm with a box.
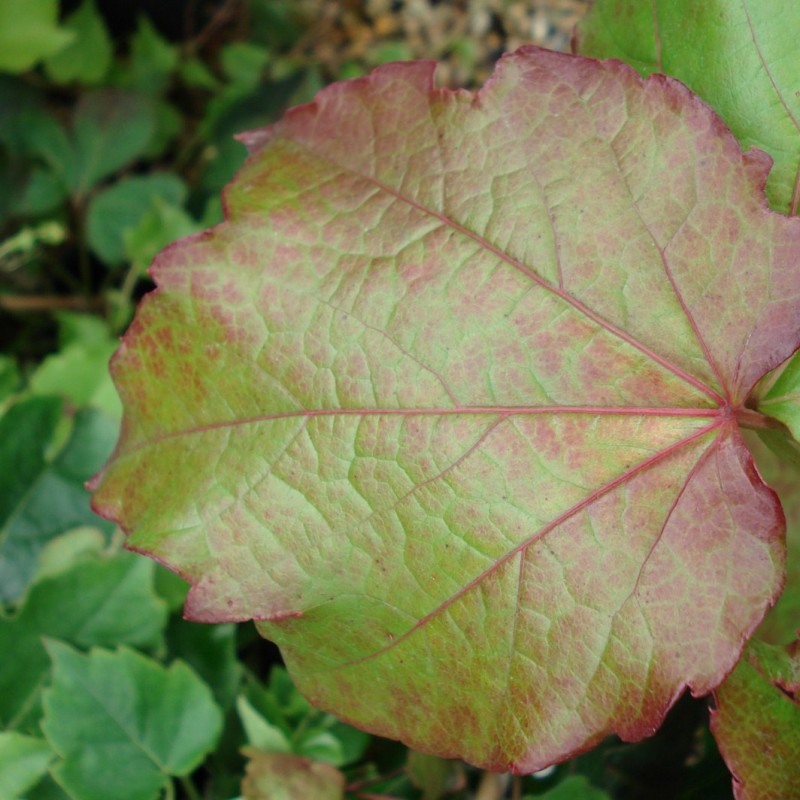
[293,0,590,87]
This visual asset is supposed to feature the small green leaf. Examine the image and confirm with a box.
[43,0,112,85]
[67,90,157,196]
[43,642,223,800]
[758,353,800,442]
[86,173,187,265]
[0,548,167,730]
[120,15,178,94]
[711,640,800,800]
[241,750,345,800]
[407,750,465,800]
[237,696,292,752]
[33,526,106,581]
[179,57,220,91]
[0,0,73,73]
[123,195,199,275]
[221,42,270,88]
[0,732,54,798]
[294,730,344,766]
[0,401,117,602]
[29,316,121,417]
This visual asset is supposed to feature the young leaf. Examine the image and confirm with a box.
[42,0,113,86]
[86,173,187,265]
[42,642,223,800]
[91,49,800,771]
[241,750,345,800]
[574,0,800,214]
[711,639,800,799]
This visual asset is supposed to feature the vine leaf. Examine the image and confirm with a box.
[574,0,800,215]
[711,639,800,799]
[90,48,800,771]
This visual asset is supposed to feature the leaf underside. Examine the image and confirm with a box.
[91,48,800,771]
[575,0,800,215]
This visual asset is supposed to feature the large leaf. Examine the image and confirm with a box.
[711,639,800,799]
[91,49,800,771]
[574,0,800,214]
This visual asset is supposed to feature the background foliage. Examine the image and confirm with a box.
[1,1,790,798]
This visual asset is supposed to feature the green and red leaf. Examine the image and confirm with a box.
[574,0,800,215]
[711,639,800,799]
[90,49,800,770]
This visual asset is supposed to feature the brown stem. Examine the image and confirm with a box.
[0,294,105,312]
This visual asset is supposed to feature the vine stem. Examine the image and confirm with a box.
[0,294,104,312]
[734,406,790,431]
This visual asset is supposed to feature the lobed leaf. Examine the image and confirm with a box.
[575,0,800,214]
[91,49,800,770]
[711,639,800,799]
[0,548,167,731]
[42,642,222,800]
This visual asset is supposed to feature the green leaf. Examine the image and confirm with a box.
[241,750,345,800]
[237,695,292,752]
[294,730,344,766]
[29,315,121,417]
[536,775,611,800]
[0,354,20,405]
[67,90,157,196]
[407,750,465,800]
[42,643,223,800]
[757,353,800,441]
[221,42,270,89]
[166,618,241,708]
[43,0,112,85]
[0,401,117,602]
[0,732,54,798]
[0,548,167,730]
[0,0,74,73]
[711,640,800,799]
[86,173,187,265]
[91,51,800,770]
[120,16,178,94]
[747,430,800,646]
[122,195,199,275]
[575,0,800,214]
